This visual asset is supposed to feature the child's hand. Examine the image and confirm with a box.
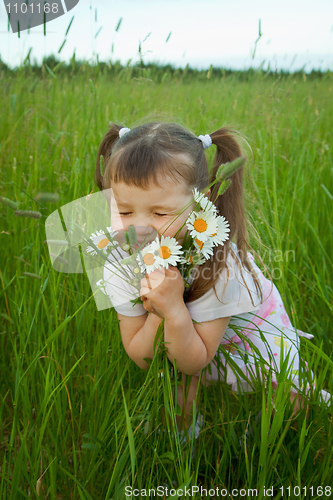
[140,266,185,320]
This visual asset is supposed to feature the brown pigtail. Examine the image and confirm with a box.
[205,127,271,306]
[210,127,246,252]
[94,123,122,191]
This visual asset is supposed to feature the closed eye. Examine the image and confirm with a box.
[119,213,167,217]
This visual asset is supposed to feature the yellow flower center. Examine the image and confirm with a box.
[143,253,156,266]
[193,218,208,233]
[98,238,110,249]
[195,238,203,249]
[159,246,171,260]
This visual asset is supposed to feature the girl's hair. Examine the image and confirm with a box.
[95,122,270,306]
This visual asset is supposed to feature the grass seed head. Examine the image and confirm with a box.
[216,156,247,181]
[15,210,42,219]
[34,192,60,203]
[23,272,41,280]
[0,196,19,210]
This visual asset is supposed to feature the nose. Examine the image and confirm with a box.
[133,225,153,235]
[132,225,157,245]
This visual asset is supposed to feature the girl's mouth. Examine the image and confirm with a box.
[114,226,158,249]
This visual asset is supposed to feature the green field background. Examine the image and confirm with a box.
[1,65,333,498]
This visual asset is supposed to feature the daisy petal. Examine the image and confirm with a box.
[186,210,217,243]
[192,188,218,214]
[149,235,183,269]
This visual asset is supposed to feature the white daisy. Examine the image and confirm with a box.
[136,243,161,274]
[95,279,108,295]
[86,227,118,256]
[193,238,215,260]
[179,250,206,266]
[186,210,217,243]
[209,215,230,247]
[192,188,218,214]
[149,235,183,270]
[105,226,118,239]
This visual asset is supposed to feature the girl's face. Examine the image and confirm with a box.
[110,178,195,244]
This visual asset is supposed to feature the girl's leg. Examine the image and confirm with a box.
[290,392,305,414]
[176,373,200,431]
[271,382,308,418]
[161,372,211,431]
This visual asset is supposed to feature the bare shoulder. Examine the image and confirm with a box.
[194,316,231,364]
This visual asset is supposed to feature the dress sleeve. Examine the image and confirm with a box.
[103,260,146,317]
[186,245,265,323]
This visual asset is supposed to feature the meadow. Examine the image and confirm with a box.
[0,61,333,499]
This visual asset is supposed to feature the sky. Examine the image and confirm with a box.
[0,0,332,72]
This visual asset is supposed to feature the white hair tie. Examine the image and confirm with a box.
[119,127,131,138]
[198,134,212,149]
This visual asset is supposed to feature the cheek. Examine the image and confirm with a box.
[176,226,188,242]
[110,213,126,231]
[162,216,187,239]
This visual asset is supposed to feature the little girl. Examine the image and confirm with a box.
[94,121,330,431]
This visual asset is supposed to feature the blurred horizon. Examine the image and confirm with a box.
[0,0,332,73]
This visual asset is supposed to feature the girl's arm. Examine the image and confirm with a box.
[119,266,231,374]
[118,307,230,375]
[163,306,231,375]
[117,311,163,369]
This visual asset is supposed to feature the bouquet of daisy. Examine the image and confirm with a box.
[134,187,230,290]
[80,157,245,309]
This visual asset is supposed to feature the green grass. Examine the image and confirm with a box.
[0,65,333,499]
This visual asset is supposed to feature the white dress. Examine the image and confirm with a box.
[103,243,330,403]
